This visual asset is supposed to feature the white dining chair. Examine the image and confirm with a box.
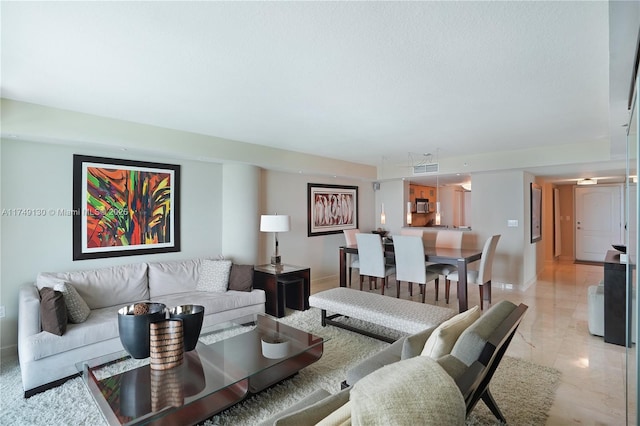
[446,234,501,310]
[393,235,440,303]
[426,230,464,302]
[343,229,360,287]
[355,233,396,294]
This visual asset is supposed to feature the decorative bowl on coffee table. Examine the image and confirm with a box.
[168,304,205,351]
[118,302,167,359]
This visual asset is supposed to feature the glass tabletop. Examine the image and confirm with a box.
[77,314,325,425]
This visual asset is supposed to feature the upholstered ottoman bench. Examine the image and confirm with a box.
[309,287,456,342]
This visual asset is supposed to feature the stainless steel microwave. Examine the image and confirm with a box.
[415,199,433,213]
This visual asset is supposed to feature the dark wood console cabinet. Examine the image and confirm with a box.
[603,250,632,347]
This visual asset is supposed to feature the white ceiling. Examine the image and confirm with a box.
[1,1,637,180]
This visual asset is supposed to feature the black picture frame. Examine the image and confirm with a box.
[72,155,181,260]
[530,182,542,243]
[307,183,358,236]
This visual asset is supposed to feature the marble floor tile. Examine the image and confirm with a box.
[311,260,635,425]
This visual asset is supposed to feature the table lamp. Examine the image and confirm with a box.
[260,214,291,265]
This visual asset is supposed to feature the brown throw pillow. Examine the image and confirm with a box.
[228,264,254,291]
[39,287,68,336]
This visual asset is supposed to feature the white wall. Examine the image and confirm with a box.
[0,139,224,353]
[260,170,375,282]
[221,164,260,264]
[0,139,376,354]
[368,170,537,287]
[374,180,404,235]
[471,170,529,285]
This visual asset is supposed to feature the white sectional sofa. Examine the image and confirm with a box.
[18,258,265,397]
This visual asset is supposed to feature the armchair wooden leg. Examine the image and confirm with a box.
[396,281,401,298]
[409,282,413,297]
[359,275,364,291]
[486,280,492,303]
[445,279,450,304]
[480,388,506,423]
[479,285,484,310]
[381,278,386,295]
[348,267,352,287]
[420,284,426,303]
[434,278,439,301]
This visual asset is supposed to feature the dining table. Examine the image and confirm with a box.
[339,243,483,313]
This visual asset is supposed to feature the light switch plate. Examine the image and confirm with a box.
[507,220,518,227]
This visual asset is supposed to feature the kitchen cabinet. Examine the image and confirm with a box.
[408,184,437,226]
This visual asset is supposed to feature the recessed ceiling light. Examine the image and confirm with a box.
[577,178,597,185]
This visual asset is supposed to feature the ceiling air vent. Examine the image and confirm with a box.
[413,163,439,175]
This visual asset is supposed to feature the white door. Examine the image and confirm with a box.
[575,185,623,262]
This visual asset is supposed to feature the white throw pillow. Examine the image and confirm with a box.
[36,276,91,324]
[350,357,466,425]
[421,305,481,359]
[196,259,232,292]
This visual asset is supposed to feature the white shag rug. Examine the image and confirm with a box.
[0,308,560,426]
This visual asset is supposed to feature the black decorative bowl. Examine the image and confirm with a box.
[118,302,166,359]
[612,244,627,254]
[168,305,205,352]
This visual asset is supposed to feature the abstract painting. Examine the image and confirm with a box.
[307,183,358,236]
[73,155,181,260]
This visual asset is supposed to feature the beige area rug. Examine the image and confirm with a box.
[203,309,561,425]
[464,356,561,425]
[0,308,560,425]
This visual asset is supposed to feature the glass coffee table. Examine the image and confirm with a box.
[77,314,325,426]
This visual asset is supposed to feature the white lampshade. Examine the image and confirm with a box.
[260,215,290,232]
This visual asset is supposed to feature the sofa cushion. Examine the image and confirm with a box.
[450,300,517,366]
[228,264,254,291]
[22,304,121,362]
[196,260,232,292]
[436,354,468,381]
[350,356,465,426]
[152,289,265,318]
[272,388,350,426]
[148,258,203,297]
[346,336,405,386]
[421,305,481,359]
[36,278,91,324]
[316,400,351,426]
[37,262,149,310]
[39,287,67,336]
[401,327,434,359]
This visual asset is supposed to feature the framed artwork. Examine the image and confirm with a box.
[72,155,181,260]
[530,182,542,243]
[307,183,358,236]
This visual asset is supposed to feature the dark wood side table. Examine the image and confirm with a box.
[253,264,310,318]
[603,250,632,346]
